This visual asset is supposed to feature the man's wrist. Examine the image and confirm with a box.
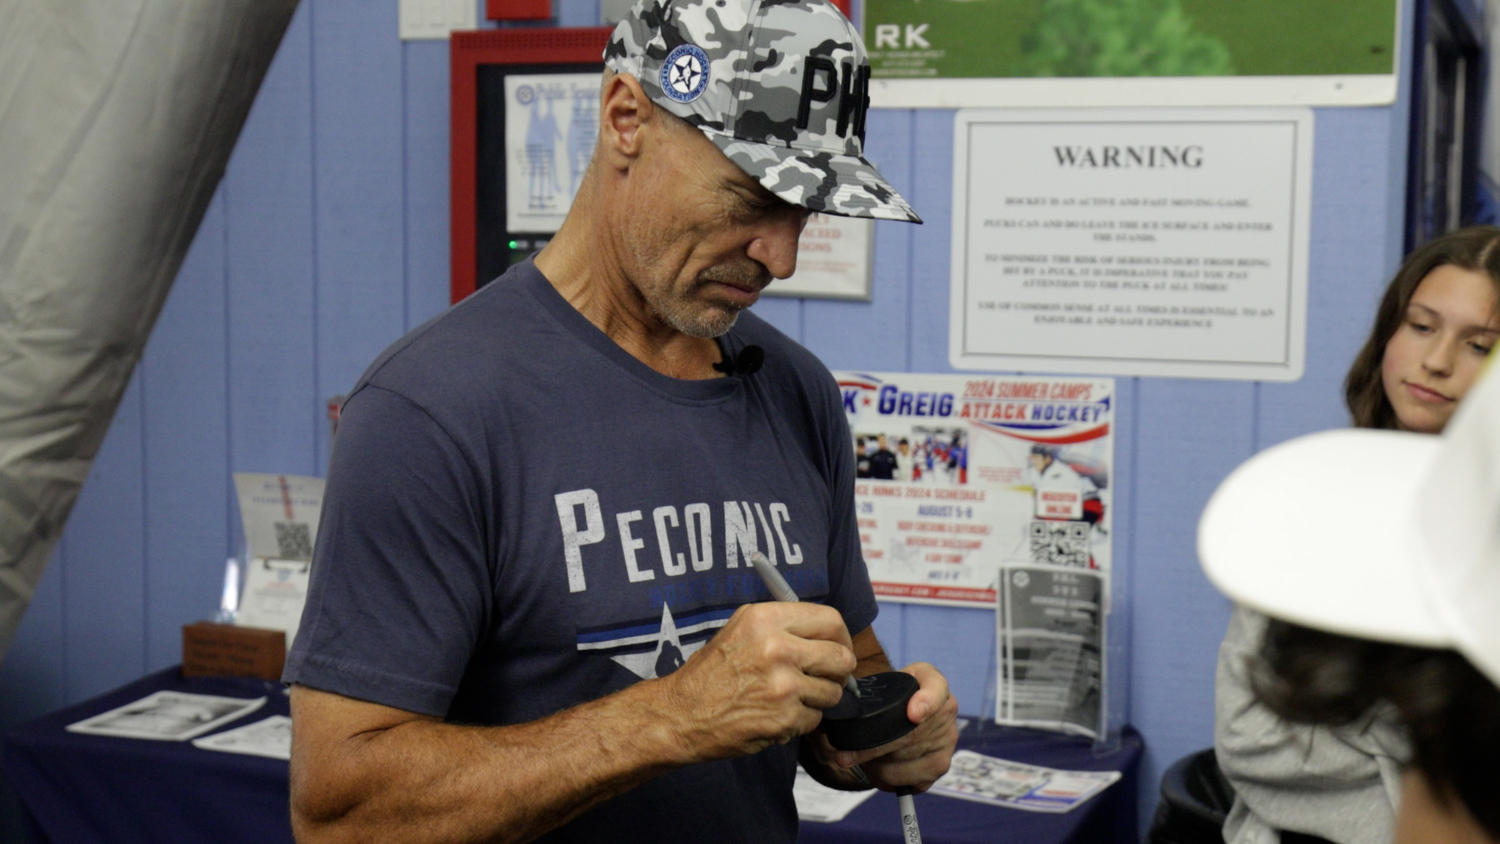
[600,677,702,771]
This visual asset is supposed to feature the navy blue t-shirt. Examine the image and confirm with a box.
[284,260,878,843]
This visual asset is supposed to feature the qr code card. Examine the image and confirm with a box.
[274,521,313,559]
[1028,520,1091,568]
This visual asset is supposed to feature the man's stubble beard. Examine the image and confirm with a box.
[644,283,742,338]
[633,255,771,339]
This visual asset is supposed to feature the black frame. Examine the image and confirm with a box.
[475,61,604,289]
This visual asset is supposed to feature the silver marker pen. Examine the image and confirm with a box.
[898,788,921,843]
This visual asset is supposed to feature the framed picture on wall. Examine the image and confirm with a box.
[762,213,874,301]
[451,27,611,303]
[862,0,1401,108]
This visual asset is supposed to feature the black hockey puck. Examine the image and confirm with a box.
[822,671,920,751]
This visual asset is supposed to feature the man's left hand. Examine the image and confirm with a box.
[811,661,960,793]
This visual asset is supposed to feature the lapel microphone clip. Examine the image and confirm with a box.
[712,344,765,376]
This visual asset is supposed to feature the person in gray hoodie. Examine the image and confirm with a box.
[1201,341,1500,843]
[1214,226,1500,844]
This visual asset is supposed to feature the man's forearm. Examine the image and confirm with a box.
[291,680,688,844]
[292,602,859,844]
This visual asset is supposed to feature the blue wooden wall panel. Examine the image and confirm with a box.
[907,109,958,374]
[555,0,601,27]
[140,195,232,670]
[1258,107,1405,450]
[403,41,455,329]
[901,605,995,718]
[312,0,409,469]
[61,376,148,703]
[749,296,802,340]
[802,109,914,371]
[219,6,316,482]
[1128,379,1253,817]
[1105,378,1137,737]
[225,5,318,479]
[0,547,65,725]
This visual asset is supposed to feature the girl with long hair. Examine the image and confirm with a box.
[1214,226,1500,844]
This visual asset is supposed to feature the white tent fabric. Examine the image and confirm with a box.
[0,0,300,661]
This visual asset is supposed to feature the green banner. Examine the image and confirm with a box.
[863,0,1396,79]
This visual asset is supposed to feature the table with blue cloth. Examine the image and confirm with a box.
[4,667,295,844]
[4,667,1140,844]
[800,720,1142,844]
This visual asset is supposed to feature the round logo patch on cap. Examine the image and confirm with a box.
[661,44,710,103]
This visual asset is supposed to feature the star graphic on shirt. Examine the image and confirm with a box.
[610,603,703,680]
[669,54,702,95]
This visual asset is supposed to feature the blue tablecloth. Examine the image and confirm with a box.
[4,668,294,844]
[800,722,1142,844]
[5,668,1140,844]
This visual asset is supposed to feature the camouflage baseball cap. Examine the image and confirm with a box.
[604,0,920,223]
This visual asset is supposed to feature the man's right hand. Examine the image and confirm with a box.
[657,601,857,761]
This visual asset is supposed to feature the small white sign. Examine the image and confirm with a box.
[950,107,1313,381]
[1034,486,1082,520]
[399,0,477,40]
[237,558,312,648]
[232,473,325,647]
[232,473,324,562]
[765,213,874,301]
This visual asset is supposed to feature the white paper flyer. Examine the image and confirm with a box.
[67,692,266,742]
[504,73,600,234]
[931,750,1120,813]
[193,715,293,760]
[948,108,1313,381]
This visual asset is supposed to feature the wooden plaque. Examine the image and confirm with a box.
[182,621,286,681]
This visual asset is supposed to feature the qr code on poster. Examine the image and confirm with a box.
[1029,521,1090,568]
[274,521,313,560]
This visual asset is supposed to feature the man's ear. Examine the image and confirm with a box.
[599,73,656,168]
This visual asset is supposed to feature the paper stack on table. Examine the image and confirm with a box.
[931,750,1120,813]
[192,715,293,760]
[66,692,266,742]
